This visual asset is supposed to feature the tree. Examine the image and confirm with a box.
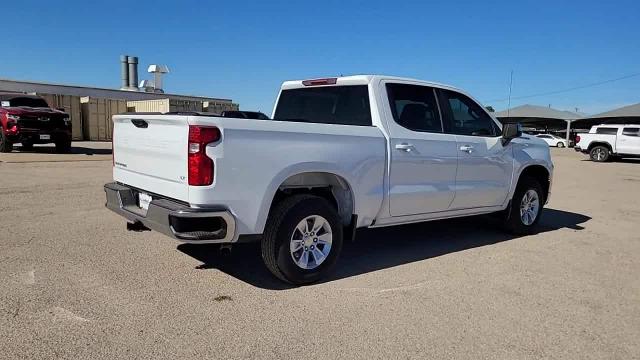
[485,105,495,112]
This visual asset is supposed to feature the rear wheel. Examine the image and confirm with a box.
[556,142,565,148]
[590,146,610,162]
[55,140,72,153]
[261,194,343,285]
[0,128,13,153]
[503,176,544,235]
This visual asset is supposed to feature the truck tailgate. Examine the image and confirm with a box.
[112,115,189,201]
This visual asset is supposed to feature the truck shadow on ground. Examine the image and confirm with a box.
[178,208,590,290]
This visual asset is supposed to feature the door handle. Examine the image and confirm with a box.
[395,143,414,152]
[131,119,149,128]
[459,145,474,153]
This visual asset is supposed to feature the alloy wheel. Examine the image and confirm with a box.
[520,189,540,226]
[290,215,333,270]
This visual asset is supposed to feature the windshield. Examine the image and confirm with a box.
[273,85,372,126]
[4,97,49,108]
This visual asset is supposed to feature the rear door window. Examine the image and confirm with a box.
[274,85,372,126]
[622,127,639,136]
[595,127,618,135]
[386,83,442,133]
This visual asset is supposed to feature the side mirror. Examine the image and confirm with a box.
[502,123,522,142]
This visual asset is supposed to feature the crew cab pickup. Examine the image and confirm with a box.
[105,75,553,284]
[0,93,72,153]
[574,124,640,162]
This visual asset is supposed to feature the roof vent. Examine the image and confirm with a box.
[139,80,155,92]
[147,65,169,93]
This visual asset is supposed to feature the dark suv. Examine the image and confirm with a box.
[0,93,72,153]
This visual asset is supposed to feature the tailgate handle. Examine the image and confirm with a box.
[131,119,149,128]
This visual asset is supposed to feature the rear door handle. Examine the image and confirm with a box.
[395,143,414,152]
[459,145,474,153]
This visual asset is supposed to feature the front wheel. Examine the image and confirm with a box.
[503,176,544,235]
[261,194,343,285]
[590,146,609,162]
[55,140,72,153]
[0,129,13,153]
[556,142,565,148]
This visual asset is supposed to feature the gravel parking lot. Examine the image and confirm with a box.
[1,143,638,359]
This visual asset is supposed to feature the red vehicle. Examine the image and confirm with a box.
[0,93,72,153]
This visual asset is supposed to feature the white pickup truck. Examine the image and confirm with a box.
[105,75,553,284]
[574,124,640,162]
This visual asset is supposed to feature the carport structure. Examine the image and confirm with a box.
[570,103,640,131]
[494,104,582,144]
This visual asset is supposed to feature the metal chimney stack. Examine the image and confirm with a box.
[120,55,129,90]
[127,56,139,90]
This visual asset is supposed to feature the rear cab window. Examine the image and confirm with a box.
[273,85,372,126]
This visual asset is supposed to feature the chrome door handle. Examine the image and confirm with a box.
[459,145,474,153]
[395,143,414,152]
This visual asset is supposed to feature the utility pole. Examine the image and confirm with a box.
[506,70,514,119]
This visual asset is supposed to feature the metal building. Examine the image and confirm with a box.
[571,103,640,131]
[494,104,582,144]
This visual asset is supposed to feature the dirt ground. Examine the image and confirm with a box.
[0,143,638,359]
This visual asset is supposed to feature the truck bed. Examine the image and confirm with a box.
[112,113,387,235]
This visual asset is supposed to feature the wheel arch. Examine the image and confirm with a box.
[517,165,551,203]
[271,172,355,227]
[587,141,612,152]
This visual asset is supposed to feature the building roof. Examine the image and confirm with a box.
[581,103,640,119]
[0,78,233,103]
[494,104,582,120]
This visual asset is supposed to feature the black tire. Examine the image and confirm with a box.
[556,142,565,148]
[261,194,343,285]
[589,145,610,162]
[55,140,72,153]
[21,141,34,151]
[0,128,13,153]
[503,176,544,235]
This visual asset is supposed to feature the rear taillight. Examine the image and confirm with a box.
[575,135,581,144]
[188,125,221,186]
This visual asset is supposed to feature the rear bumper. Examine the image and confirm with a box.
[574,146,587,153]
[104,182,237,244]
